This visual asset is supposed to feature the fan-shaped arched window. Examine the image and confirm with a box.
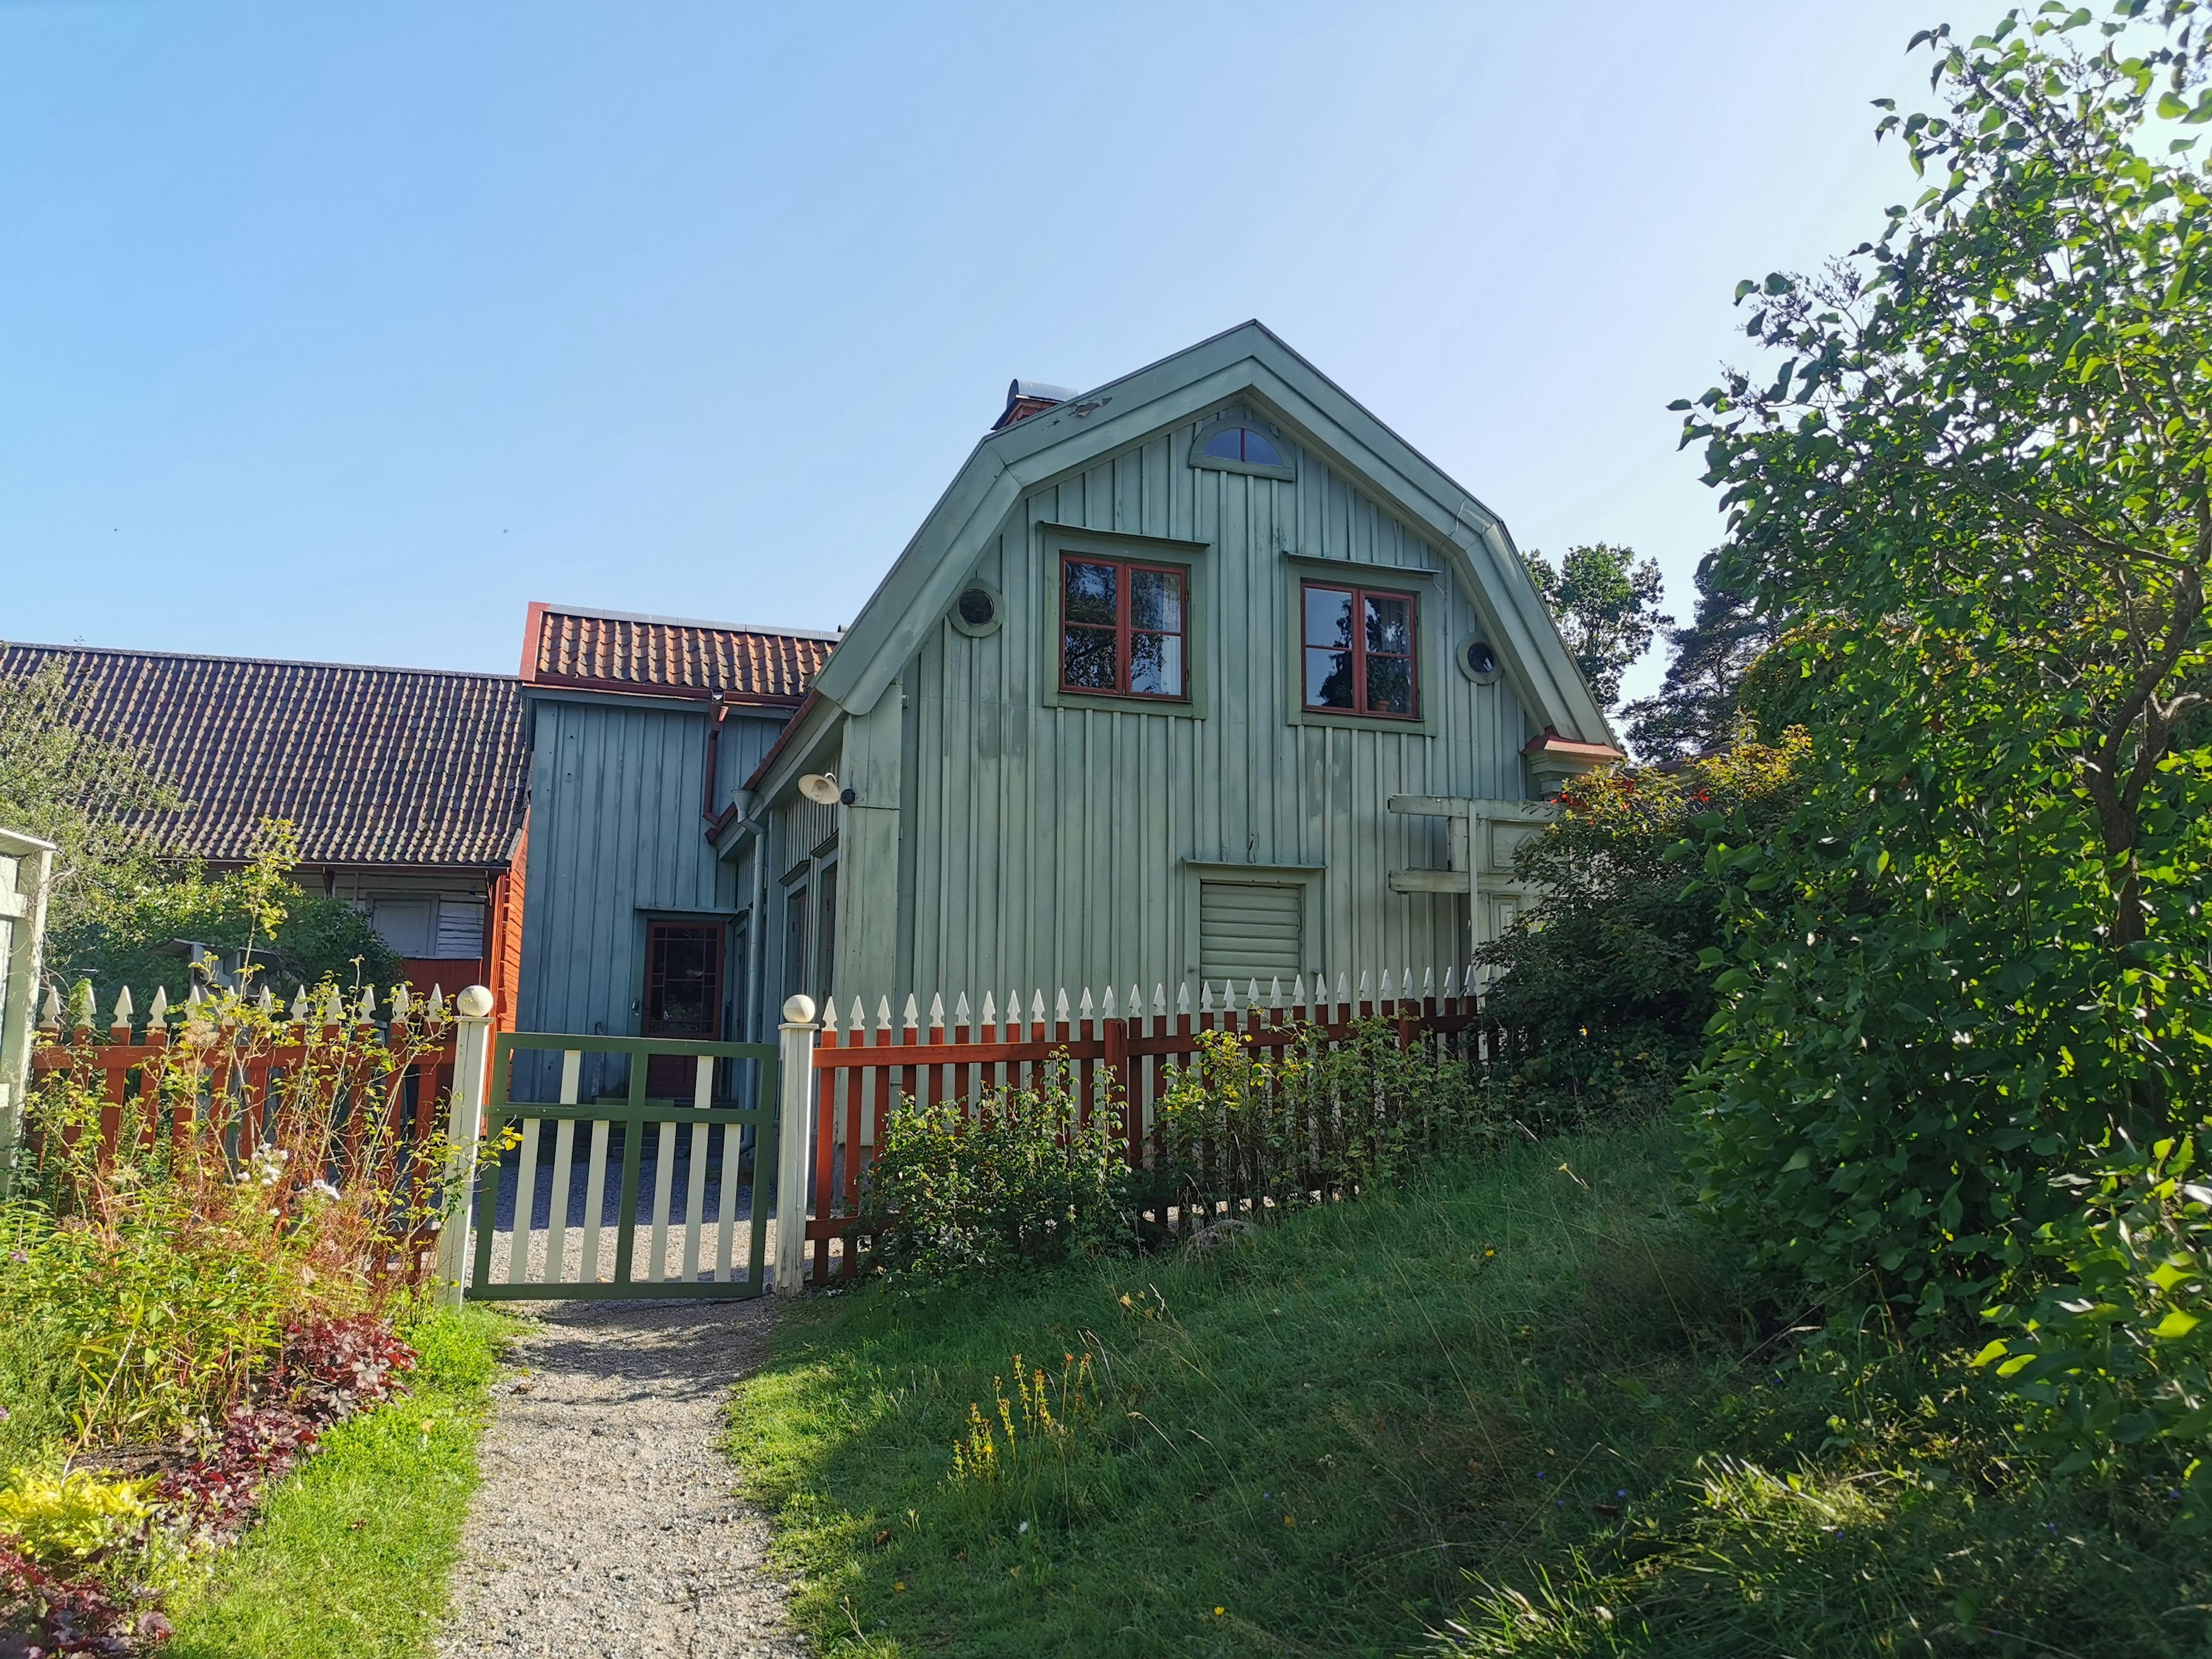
[1202,425,1284,467]
[1190,413,1295,480]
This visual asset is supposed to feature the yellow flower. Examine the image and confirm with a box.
[1213,1607,1226,1617]
[893,1582,907,1593]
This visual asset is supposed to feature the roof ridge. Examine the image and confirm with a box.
[533,601,844,642]
[3,641,522,682]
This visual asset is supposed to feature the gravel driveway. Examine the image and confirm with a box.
[437,1298,808,1659]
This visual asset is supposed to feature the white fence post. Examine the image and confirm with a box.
[775,994,817,1297]
[0,829,55,1201]
[434,985,496,1310]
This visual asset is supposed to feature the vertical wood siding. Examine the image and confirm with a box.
[884,407,1533,1010]
[515,697,737,1098]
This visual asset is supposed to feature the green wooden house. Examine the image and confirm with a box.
[512,323,1616,1076]
[708,321,1618,1028]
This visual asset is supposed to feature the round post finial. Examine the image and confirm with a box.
[782,994,817,1025]
[456,984,495,1020]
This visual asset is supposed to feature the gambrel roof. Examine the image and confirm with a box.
[0,643,529,869]
[521,602,837,707]
[801,320,1612,749]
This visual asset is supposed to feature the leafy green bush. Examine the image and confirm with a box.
[51,817,398,1006]
[1475,732,1805,1130]
[0,1468,157,1569]
[854,1057,1135,1286]
[5,982,465,1442]
[1974,1126,2212,1517]
[1676,8,2212,1321]
[1149,1018,1501,1213]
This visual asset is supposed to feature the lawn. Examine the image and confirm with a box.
[161,1303,516,1659]
[728,1125,2212,1658]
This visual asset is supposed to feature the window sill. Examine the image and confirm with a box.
[1286,704,1434,737]
[1043,689,1204,719]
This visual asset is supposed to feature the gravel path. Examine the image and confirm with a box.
[438,1298,808,1659]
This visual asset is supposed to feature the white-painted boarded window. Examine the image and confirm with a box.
[1198,881,1303,984]
[435,900,487,957]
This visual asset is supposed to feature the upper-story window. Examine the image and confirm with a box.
[1302,583,1418,719]
[1190,414,1296,480]
[1060,555,1187,699]
[1201,425,1284,468]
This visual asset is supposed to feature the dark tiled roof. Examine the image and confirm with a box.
[1,644,529,869]
[524,603,835,705]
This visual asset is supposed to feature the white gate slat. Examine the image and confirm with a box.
[545,1122,577,1286]
[579,1120,611,1283]
[683,1120,710,1281]
[505,1118,541,1286]
[543,1050,582,1286]
[681,1052,713,1281]
[714,1120,742,1281]
[646,1120,677,1282]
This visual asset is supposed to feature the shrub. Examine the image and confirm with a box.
[854,1057,1135,1286]
[7,981,462,1443]
[1676,8,2212,1324]
[1474,730,1806,1130]
[1149,1018,1500,1215]
[1974,1126,2212,1519]
[0,1469,156,1569]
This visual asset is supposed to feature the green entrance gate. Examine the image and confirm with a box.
[467,1032,780,1301]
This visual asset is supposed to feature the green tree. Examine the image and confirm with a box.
[56,820,398,1005]
[1677,4,2212,1317]
[1524,543,1670,709]
[0,656,397,1003]
[0,657,178,935]
[1476,730,1807,1126]
[1620,549,1782,760]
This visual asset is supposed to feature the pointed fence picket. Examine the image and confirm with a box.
[802,968,1496,1285]
[24,993,461,1285]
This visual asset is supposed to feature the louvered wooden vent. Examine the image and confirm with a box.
[1198,881,1303,984]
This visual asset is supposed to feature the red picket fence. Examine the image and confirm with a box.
[25,1009,460,1283]
[803,971,1493,1285]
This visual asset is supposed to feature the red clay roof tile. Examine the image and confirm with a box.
[524,604,834,704]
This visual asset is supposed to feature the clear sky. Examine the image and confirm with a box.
[2,2,2009,704]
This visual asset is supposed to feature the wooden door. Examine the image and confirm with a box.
[642,921,724,1099]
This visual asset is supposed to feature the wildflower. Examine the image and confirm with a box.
[6,1250,25,1264]
[893,1582,906,1593]
[1213,1607,1225,1618]
[1283,1514,1294,1527]
[310,1179,341,1202]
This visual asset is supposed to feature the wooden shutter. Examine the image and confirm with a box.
[1198,881,1303,984]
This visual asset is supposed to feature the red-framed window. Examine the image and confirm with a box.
[1302,583,1418,718]
[1059,555,1187,699]
[642,921,724,1039]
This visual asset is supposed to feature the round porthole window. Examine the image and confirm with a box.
[950,581,1002,637]
[1459,636,1500,684]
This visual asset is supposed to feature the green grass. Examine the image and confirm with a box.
[162,1303,517,1659]
[726,1125,2212,1659]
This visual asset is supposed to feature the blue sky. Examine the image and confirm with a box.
[2,2,2008,703]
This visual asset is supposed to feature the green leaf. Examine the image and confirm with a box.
[2153,1310,2202,1340]
[1968,1339,2010,1368]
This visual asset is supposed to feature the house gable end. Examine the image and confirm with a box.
[809,321,1613,749]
